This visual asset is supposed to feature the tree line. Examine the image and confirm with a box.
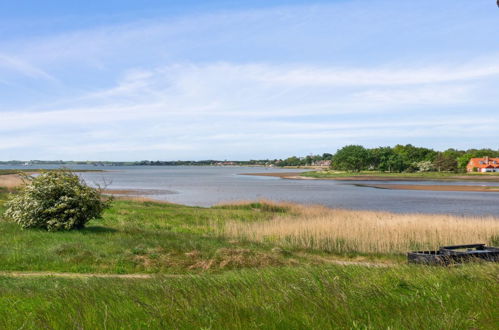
[326,145,499,172]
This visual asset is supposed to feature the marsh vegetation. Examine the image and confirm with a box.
[0,185,497,328]
[222,202,499,254]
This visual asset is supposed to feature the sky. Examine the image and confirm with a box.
[0,0,498,161]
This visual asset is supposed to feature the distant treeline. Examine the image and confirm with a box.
[0,159,276,167]
[2,145,498,172]
[0,160,135,166]
[133,160,274,166]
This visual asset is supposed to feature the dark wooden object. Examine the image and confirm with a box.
[408,244,499,265]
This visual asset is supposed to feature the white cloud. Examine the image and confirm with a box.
[250,63,499,87]
[1,1,498,159]
[0,59,493,134]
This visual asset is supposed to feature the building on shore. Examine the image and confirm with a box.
[311,160,332,167]
[466,157,499,172]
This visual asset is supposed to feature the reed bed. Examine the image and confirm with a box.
[0,174,24,189]
[222,203,499,254]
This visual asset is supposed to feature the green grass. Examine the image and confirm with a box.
[0,188,8,210]
[0,199,297,274]
[302,170,499,180]
[0,188,498,328]
[0,264,497,329]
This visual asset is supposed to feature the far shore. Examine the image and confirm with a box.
[241,172,499,192]
[0,174,173,201]
[0,170,103,190]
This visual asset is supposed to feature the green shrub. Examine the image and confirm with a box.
[4,170,110,231]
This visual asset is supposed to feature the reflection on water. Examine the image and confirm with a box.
[2,165,499,216]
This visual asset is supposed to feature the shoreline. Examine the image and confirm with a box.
[239,172,315,179]
[241,172,499,192]
[356,183,499,192]
[242,171,499,181]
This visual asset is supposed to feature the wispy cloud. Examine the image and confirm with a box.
[0,53,56,81]
[0,0,498,160]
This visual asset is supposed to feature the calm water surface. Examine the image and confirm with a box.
[2,165,499,216]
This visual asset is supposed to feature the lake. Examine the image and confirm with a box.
[2,165,499,216]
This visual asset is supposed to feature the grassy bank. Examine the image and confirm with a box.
[301,170,499,181]
[1,188,498,328]
[0,199,296,274]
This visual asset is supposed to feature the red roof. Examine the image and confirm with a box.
[467,157,499,169]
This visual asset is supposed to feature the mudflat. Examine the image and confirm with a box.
[241,172,499,182]
[356,183,499,192]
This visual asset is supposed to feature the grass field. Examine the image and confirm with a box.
[0,198,295,274]
[0,186,498,328]
[1,265,497,329]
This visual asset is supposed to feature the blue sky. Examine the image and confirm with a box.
[1,0,498,161]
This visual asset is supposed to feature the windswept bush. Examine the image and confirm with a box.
[4,170,110,231]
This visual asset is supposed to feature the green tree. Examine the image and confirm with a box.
[322,153,333,160]
[389,144,437,172]
[332,145,370,172]
[279,156,304,166]
[433,152,458,172]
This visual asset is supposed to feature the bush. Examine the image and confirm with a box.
[4,170,110,231]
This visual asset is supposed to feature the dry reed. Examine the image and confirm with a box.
[0,174,24,189]
[222,202,499,254]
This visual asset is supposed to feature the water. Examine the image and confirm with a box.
[2,165,499,216]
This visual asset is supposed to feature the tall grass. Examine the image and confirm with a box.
[223,203,499,254]
[0,264,497,329]
[0,174,24,189]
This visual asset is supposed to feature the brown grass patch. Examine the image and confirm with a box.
[222,203,499,254]
[188,248,285,270]
[0,174,25,189]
